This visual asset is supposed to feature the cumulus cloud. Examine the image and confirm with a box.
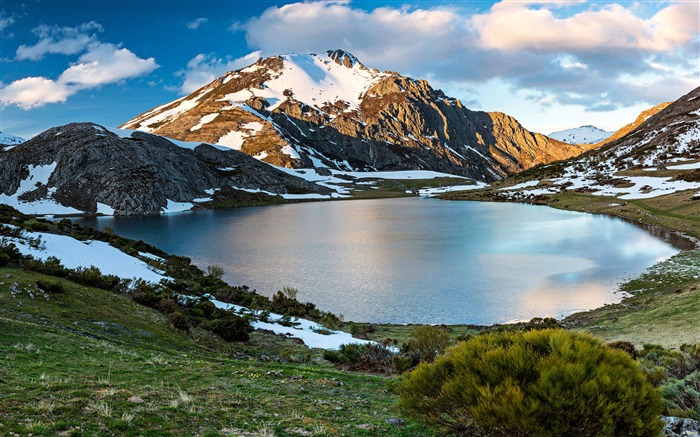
[1,77,72,109]
[471,1,699,52]
[16,21,103,60]
[3,23,158,109]
[235,1,699,112]
[58,43,158,86]
[177,51,260,94]
[186,17,208,30]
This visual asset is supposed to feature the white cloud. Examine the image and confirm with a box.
[16,22,103,60]
[3,25,158,109]
[471,1,699,52]
[235,0,698,119]
[177,51,260,94]
[186,17,208,30]
[58,43,158,86]
[1,77,73,109]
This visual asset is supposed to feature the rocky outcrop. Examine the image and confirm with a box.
[663,417,700,437]
[122,50,586,182]
[0,123,328,215]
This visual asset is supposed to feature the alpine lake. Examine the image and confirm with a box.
[74,197,689,325]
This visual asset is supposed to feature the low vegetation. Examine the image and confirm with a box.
[396,330,663,437]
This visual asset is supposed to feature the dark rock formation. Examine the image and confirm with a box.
[0,123,328,215]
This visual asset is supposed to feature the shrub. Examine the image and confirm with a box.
[206,264,225,279]
[661,371,700,419]
[211,316,253,342]
[36,280,65,294]
[323,343,394,374]
[68,266,121,290]
[396,329,662,437]
[608,340,638,359]
[21,256,69,277]
[0,252,9,267]
[524,316,562,331]
[169,312,190,331]
[157,298,180,314]
[402,325,451,363]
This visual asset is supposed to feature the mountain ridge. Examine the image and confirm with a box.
[122,50,589,182]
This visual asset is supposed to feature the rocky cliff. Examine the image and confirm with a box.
[122,50,586,182]
[0,123,329,215]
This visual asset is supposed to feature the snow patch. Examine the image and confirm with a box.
[190,113,219,131]
[10,231,165,283]
[281,145,301,159]
[162,199,193,214]
[208,298,373,350]
[96,203,114,215]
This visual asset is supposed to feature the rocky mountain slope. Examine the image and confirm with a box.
[0,123,329,215]
[598,101,672,146]
[548,125,613,145]
[122,50,586,182]
[0,131,26,149]
[494,86,700,201]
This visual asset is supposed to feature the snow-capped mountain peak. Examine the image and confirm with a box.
[122,49,590,181]
[548,125,613,145]
[0,131,26,148]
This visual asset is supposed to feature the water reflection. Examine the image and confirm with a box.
[74,198,681,325]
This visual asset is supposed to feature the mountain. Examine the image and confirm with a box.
[597,101,672,146]
[548,125,613,145]
[493,86,700,201]
[0,122,329,215]
[0,131,26,149]
[122,50,586,182]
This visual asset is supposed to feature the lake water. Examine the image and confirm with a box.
[74,198,682,325]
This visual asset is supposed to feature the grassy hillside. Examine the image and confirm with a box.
[0,266,434,436]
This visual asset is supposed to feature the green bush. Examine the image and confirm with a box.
[323,343,394,374]
[21,256,69,277]
[36,279,65,294]
[211,316,253,342]
[402,325,451,363]
[0,252,9,267]
[169,312,190,331]
[396,329,662,436]
[608,340,638,359]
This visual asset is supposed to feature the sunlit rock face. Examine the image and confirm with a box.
[122,50,587,182]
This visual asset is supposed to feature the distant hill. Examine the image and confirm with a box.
[548,125,613,145]
[122,49,587,182]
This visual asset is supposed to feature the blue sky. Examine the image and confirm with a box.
[1,0,698,139]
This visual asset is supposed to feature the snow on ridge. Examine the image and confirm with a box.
[220,52,388,113]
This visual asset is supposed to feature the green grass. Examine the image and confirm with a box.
[0,266,434,436]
